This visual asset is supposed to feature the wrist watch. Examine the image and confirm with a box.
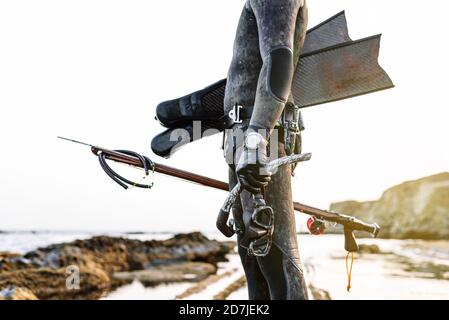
[245,132,268,150]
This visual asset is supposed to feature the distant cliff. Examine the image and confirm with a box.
[330,173,449,240]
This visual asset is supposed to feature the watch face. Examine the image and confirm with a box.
[246,133,262,150]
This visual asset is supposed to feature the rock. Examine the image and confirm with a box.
[331,173,449,240]
[213,276,247,300]
[175,269,237,300]
[358,244,382,254]
[0,286,38,300]
[23,232,232,273]
[309,285,332,300]
[113,262,217,286]
[0,232,233,299]
[0,267,110,300]
[0,253,22,272]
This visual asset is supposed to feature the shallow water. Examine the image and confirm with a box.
[1,231,448,300]
[104,234,449,300]
[298,235,449,300]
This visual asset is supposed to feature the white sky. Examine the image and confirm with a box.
[0,0,448,232]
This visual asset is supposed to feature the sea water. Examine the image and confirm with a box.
[1,231,448,300]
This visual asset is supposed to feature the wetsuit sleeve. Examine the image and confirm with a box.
[249,0,306,132]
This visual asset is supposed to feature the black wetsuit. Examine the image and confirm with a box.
[224,0,309,300]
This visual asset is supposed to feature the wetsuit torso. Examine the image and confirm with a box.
[224,0,309,300]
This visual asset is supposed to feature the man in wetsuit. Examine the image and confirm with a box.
[224,0,309,300]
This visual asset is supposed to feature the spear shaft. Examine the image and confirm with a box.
[58,136,380,251]
[92,144,378,236]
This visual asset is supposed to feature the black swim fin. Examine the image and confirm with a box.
[151,121,221,158]
[155,11,352,129]
[156,79,226,128]
[151,12,394,159]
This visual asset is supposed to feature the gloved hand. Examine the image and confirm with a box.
[236,131,271,194]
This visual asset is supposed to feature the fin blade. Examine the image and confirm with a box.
[293,35,394,108]
[155,12,353,129]
[152,15,395,158]
[302,11,352,54]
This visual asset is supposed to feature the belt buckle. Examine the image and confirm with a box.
[228,104,243,124]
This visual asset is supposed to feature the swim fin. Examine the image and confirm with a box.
[293,34,394,108]
[155,11,352,129]
[152,12,394,158]
[151,121,222,158]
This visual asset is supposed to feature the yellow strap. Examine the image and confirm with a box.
[346,252,355,292]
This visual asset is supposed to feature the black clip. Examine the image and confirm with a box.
[228,104,243,124]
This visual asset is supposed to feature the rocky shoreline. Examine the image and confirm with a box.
[3,232,446,300]
[330,173,449,240]
[0,233,234,300]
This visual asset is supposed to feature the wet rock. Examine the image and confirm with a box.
[358,244,382,254]
[22,232,232,273]
[213,276,247,300]
[113,262,217,286]
[309,285,332,300]
[0,253,23,272]
[0,267,110,300]
[399,258,449,281]
[0,286,38,300]
[0,233,234,299]
[331,173,449,240]
[175,269,237,300]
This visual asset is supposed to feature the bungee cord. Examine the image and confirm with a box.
[98,150,155,190]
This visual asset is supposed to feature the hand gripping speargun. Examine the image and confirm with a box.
[58,137,380,254]
[217,153,313,257]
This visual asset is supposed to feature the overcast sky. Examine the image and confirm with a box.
[1,0,448,232]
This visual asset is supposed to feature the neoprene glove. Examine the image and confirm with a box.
[236,131,271,194]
